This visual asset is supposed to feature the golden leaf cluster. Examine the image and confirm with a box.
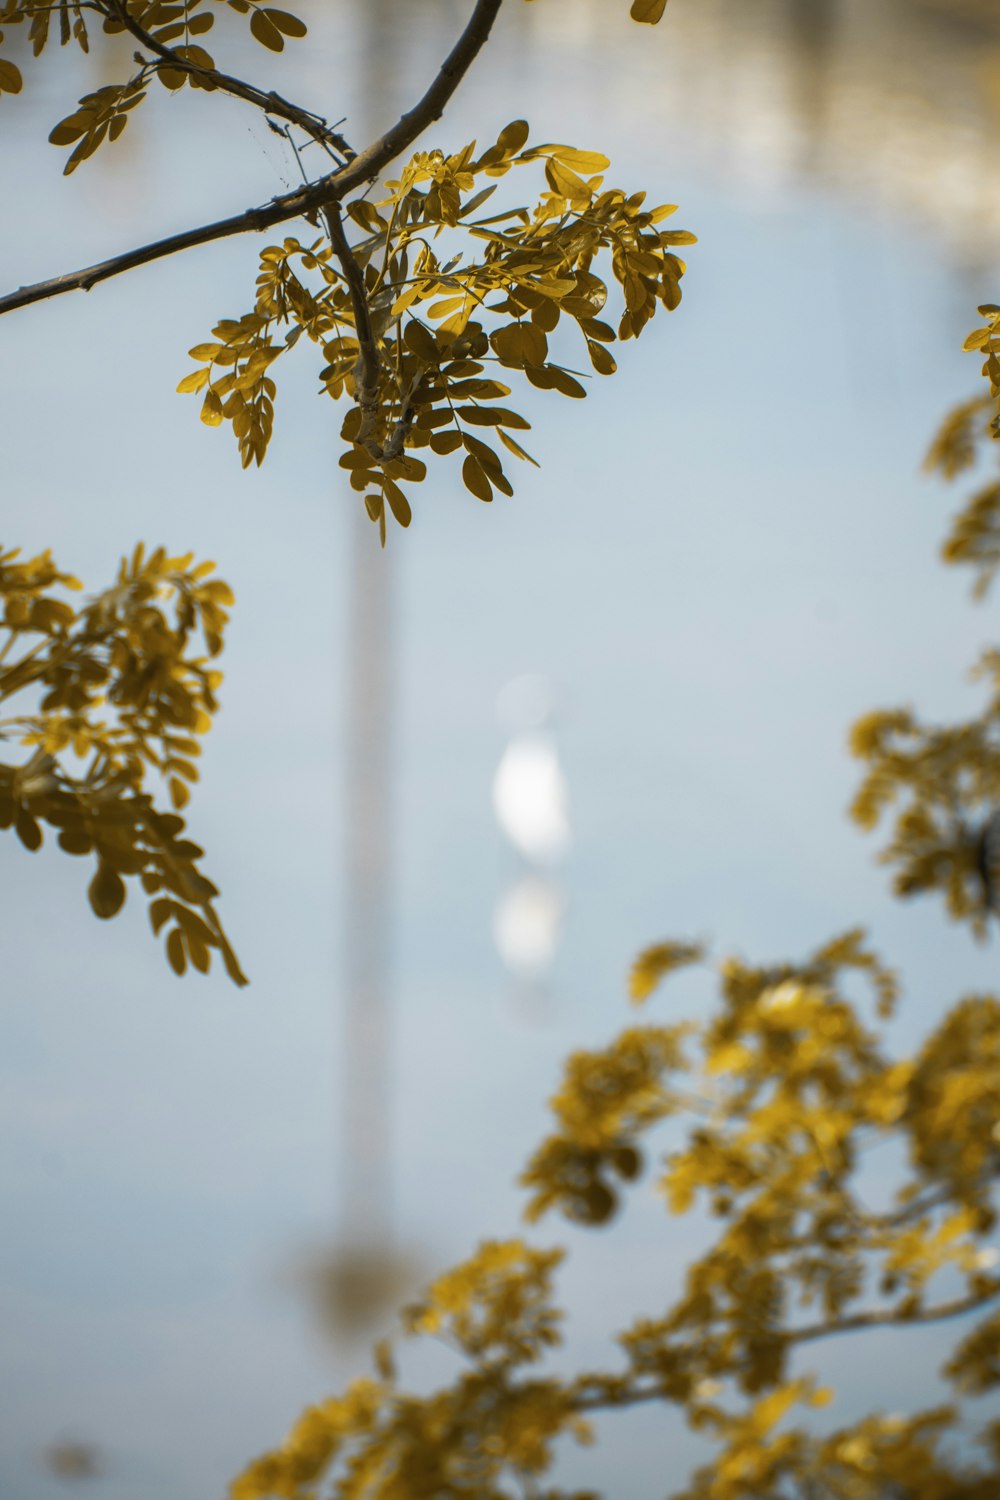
[629,938,705,1003]
[963,303,1000,437]
[0,0,307,144]
[0,544,245,983]
[849,684,1000,936]
[926,393,1000,597]
[180,123,694,539]
[228,930,1000,1500]
[851,316,1000,933]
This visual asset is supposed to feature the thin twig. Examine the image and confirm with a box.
[570,1282,1000,1415]
[787,1280,1000,1346]
[107,0,354,160]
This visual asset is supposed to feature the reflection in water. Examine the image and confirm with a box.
[493,676,570,998]
[493,732,571,866]
[42,1439,103,1482]
[515,0,1000,267]
[494,874,567,980]
[292,1243,419,1343]
[329,0,407,1342]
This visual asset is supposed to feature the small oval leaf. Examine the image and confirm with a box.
[89,864,126,919]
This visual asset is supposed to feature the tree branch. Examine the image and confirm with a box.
[0,0,504,320]
[322,201,381,438]
[787,1280,1000,1346]
[870,1171,1000,1233]
[571,1283,1000,1415]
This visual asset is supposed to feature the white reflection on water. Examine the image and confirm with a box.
[493,731,571,865]
[493,674,570,985]
[494,873,568,979]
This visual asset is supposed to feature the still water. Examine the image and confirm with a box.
[2,1,999,1495]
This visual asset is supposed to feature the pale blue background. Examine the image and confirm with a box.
[1,0,999,1495]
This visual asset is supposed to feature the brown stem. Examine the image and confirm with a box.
[786,1281,1000,1346]
[323,202,381,449]
[319,204,419,464]
[572,1282,1000,1415]
[0,0,504,320]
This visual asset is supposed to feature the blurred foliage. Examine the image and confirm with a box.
[230,931,1000,1499]
[849,668,1000,937]
[928,387,1000,599]
[849,320,1000,938]
[0,544,245,984]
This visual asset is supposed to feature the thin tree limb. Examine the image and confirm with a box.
[323,200,381,440]
[787,1280,1000,1346]
[0,0,504,320]
[318,201,417,463]
[572,1283,1000,1414]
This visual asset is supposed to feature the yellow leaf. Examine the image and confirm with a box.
[552,147,610,173]
[169,776,191,810]
[462,455,493,503]
[587,340,617,376]
[262,8,307,38]
[630,0,668,21]
[176,369,209,394]
[0,59,23,94]
[404,320,440,363]
[492,323,548,368]
[963,329,990,352]
[249,7,284,49]
[88,864,126,919]
[200,390,224,426]
[497,429,539,467]
[383,478,412,528]
[629,941,704,1002]
[15,807,42,851]
[545,157,590,202]
[166,926,187,976]
[496,119,529,154]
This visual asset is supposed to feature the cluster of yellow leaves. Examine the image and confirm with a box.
[629,938,705,1002]
[231,1242,591,1500]
[0,0,89,100]
[181,121,694,539]
[0,544,245,983]
[48,77,149,173]
[926,393,1000,597]
[848,314,1000,932]
[227,930,1000,1500]
[963,303,1000,437]
[0,0,672,124]
[402,1240,564,1369]
[0,0,307,161]
[848,655,1000,935]
[677,1402,1000,1500]
[521,1023,691,1225]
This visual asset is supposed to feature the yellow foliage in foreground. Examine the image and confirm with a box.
[229,928,1000,1499]
[0,544,245,983]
